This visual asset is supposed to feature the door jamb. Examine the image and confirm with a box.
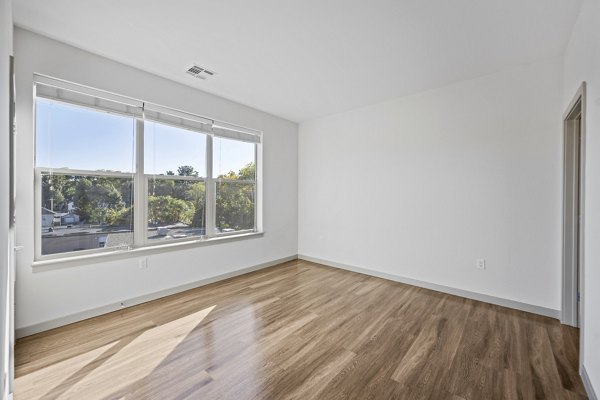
[561,82,586,372]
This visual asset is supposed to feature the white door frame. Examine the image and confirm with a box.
[561,82,586,366]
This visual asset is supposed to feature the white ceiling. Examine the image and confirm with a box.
[13,0,582,122]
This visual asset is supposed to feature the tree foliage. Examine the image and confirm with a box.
[177,165,198,177]
[188,181,206,228]
[106,206,133,226]
[219,162,255,181]
[43,162,255,232]
[41,175,72,211]
[216,162,255,230]
[74,177,126,223]
[148,195,194,225]
[42,175,132,225]
[147,166,205,228]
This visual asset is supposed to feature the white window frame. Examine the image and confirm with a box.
[33,75,263,263]
[143,174,207,247]
[34,168,137,261]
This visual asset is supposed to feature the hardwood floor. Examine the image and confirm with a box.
[14,260,586,399]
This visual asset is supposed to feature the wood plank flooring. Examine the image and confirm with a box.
[14,260,586,399]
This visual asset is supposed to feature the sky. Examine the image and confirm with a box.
[36,99,255,177]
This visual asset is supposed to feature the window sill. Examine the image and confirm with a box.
[32,231,264,272]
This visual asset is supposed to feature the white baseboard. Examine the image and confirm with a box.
[15,255,298,339]
[298,254,560,319]
[582,364,598,400]
[15,253,563,338]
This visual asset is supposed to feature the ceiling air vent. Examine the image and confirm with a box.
[185,64,216,80]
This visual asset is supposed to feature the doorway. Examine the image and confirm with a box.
[562,83,586,329]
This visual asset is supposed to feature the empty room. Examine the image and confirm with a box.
[0,0,599,399]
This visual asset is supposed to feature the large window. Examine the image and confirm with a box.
[214,137,256,233]
[34,76,261,259]
[36,98,137,256]
[145,120,207,242]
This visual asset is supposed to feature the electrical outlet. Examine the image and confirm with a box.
[139,258,148,270]
[476,259,486,270]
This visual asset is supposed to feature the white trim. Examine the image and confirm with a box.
[298,254,561,319]
[582,364,598,400]
[212,128,261,144]
[146,174,205,182]
[36,243,133,263]
[212,121,261,136]
[32,231,264,272]
[133,119,145,247]
[212,123,261,144]
[34,74,144,108]
[37,167,134,178]
[562,81,586,329]
[34,169,42,260]
[212,229,255,238]
[214,178,255,184]
[18,254,298,338]
[205,134,216,237]
[144,102,213,126]
[255,141,262,232]
[35,88,144,119]
[144,108,212,135]
[561,83,587,380]
[34,74,261,142]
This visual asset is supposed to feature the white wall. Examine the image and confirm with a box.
[564,0,600,395]
[0,0,13,399]
[13,28,298,332]
[299,57,564,312]
[1,0,12,398]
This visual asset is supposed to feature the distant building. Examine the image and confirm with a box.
[41,207,56,228]
[41,229,133,255]
[61,213,80,225]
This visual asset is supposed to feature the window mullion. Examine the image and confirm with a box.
[255,142,262,232]
[133,118,145,247]
[34,169,43,259]
[206,134,215,238]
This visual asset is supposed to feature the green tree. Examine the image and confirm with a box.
[120,180,134,208]
[216,162,255,231]
[73,177,93,221]
[42,174,68,211]
[170,166,199,200]
[73,177,126,224]
[218,162,255,180]
[148,195,194,225]
[187,181,206,228]
[177,165,198,177]
[238,162,255,180]
[149,178,175,197]
[147,166,203,228]
[106,206,133,227]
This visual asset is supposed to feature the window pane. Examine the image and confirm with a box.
[147,178,206,241]
[35,98,136,173]
[216,182,255,232]
[144,121,206,177]
[41,173,134,255]
[213,137,255,179]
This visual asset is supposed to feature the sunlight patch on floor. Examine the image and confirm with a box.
[15,306,215,400]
